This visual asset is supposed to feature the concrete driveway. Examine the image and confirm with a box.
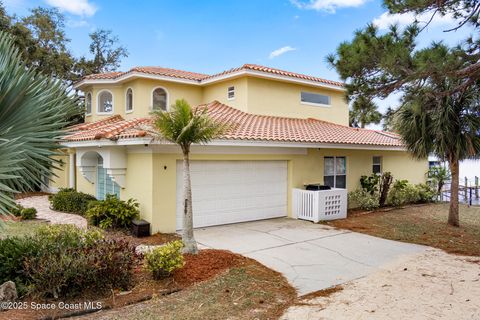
[195,218,426,295]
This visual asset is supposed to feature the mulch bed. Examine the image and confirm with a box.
[105,229,180,247]
[1,249,246,320]
[173,249,246,287]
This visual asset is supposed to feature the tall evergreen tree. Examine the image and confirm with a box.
[349,96,382,128]
[327,1,480,226]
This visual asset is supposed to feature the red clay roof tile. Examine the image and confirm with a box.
[63,101,402,148]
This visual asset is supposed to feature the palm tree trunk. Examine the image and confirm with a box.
[181,148,198,254]
[448,158,460,227]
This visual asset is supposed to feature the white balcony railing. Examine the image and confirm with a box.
[292,188,347,223]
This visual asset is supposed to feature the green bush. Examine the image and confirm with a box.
[144,240,185,280]
[0,224,127,298]
[49,188,96,215]
[415,183,437,203]
[10,204,24,217]
[20,207,37,220]
[387,180,420,206]
[348,189,380,211]
[86,195,140,229]
[24,239,135,298]
[360,174,380,195]
[35,224,104,247]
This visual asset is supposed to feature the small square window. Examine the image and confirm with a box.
[227,86,235,100]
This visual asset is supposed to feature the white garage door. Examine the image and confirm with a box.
[176,160,287,229]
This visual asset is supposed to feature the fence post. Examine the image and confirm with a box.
[465,177,468,200]
[476,176,479,199]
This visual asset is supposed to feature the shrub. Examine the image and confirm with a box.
[348,189,380,211]
[387,180,420,206]
[86,195,140,229]
[0,224,135,299]
[0,236,42,295]
[35,224,104,248]
[415,183,437,203]
[144,240,185,280]
[49,188,96,215]
[10,204,24,217]
[360,174,380,195]
[24,239,135,298]
[20,207,37,220]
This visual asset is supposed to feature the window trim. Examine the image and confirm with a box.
[227,86,235,100]
[300,91,331,108]
[150,86,169,111]
[324,156,347,189]
[372,156,382,174]
[96,89,114,115]
[125,87,134,113]
[85,92,92,116]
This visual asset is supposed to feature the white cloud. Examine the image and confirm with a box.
[45,0,97,17]
[373,11,455,30]
[269,46,297,59]
[290,0,368,13]
[66,19,89,28]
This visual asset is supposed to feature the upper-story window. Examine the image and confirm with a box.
[85,92,92,115]
[301,92,331,106]
[126,88,133,112]
[152,87,168,111]
[97,90,114,114]
[227,86,235,100]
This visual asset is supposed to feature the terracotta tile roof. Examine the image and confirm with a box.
[205,64,344,87]
[78,64,344,87]
[64,115,150,141]
[63,102,402,148]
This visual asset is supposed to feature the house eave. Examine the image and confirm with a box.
[61,138,405,151]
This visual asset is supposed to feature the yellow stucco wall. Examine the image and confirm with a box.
[82,75,348,125]
[49,153,70,190]
[245,77,348,125]
[84,78,203,123]
[201,77,248,112]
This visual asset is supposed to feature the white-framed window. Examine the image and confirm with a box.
[85,92,92,115]
[152,87,168,111]
[125,88,133,113]
[227,86,235,100]
[324,156,346,188]
[301,92,331,106]
[97,90,114,114]
[373,156,382,174]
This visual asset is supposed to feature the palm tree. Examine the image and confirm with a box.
[396,84,480,227]
[349,96,382,128]
[153,99,226,254]
[0,30,79,221]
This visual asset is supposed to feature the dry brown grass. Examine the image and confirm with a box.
[328,203,480,256]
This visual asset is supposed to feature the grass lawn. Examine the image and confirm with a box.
[0,220,47,239]
[327,203,480,256]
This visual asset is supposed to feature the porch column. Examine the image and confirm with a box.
[69,152,76,189]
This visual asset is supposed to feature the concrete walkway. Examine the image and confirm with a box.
[17,195,87,229]
[195,218,426,295]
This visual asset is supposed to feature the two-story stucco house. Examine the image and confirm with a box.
[52,64,428,233]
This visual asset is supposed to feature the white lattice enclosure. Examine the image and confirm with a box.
[292,188,347,222]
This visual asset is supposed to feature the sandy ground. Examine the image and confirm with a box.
[282,248,480,320]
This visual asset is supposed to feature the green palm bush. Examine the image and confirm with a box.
[0,30,79,220]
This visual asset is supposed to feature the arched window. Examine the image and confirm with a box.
[126,88,133,112]
[85,92,92,115]
[97,90,114,113]
[152,87,167,111]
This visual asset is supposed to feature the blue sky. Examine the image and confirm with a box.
[3,0,470,115]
